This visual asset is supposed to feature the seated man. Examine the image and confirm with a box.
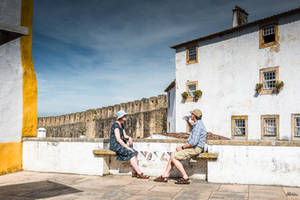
[154,109,207,184]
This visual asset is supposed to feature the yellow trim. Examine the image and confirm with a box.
[21,0,37,137]
[231,115,248,140]
[261,115,280,140]
[292,114,300,140]
[259,66,279,95]
[185,81,198,102]
[207,140,300,147]
[0,142,22,175]
[259,22,279,49]
[186,46,198,64]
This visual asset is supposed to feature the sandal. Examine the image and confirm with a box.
[175,178,190,184]
[136,173,149,179]
[154,175,168,182]
[132,171,137,178]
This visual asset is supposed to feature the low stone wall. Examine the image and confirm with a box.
[37,95,167,138]
[22,138,106,175]
[22,138,300,186]
[22,137,207,179]
[207,140,300,187]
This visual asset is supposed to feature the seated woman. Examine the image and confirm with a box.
[109,110,149,179]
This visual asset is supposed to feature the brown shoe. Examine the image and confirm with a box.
[132,171,137,178]
[136,173,149,179]
[154,176,168,182]
[175,178,190,184]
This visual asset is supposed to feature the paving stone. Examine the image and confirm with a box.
[136,190,179,199]
[284,187,300,200]
[174,189,212,200]
[210,191,248,199]
[0,171,299,200]
[218,184,248,193]
[150,185,183,192]
[127,195,172,200]
[249,185,285,200]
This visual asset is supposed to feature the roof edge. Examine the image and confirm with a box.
[171,7,300,49]
[164,80,176,92]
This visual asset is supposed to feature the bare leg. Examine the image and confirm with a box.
[170,153,188,179]
[161,158,174,178]
[130,156,142,174]
[132,155,139,174]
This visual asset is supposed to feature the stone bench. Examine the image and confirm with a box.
[93,149,218,160]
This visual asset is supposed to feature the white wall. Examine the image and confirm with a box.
[23,138,300,186]
[0,0,21,25]
[109,140,207,179]
[23,139,106,176]
[208,144,300,187]
[167,86,176,132]
[0,0,23,143]
[23,138,207,179]
[0,39,23,143]
[175,13,300,139]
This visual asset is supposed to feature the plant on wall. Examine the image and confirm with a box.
[181,92,188,100]
[274,81,284,93]
[193,90,203,101]
[255,83,263,93]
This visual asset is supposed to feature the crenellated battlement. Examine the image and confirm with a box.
[38,95,167,138]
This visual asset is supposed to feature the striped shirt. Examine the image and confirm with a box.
[187,120,207,148]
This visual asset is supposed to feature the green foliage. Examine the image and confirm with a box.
[255,83,263,93]
[181,92,188,99]
[193,90,203,99]
[274,81,284,89]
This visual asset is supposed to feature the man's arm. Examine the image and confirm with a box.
[187,124,202,147]
[186,119,193,130]
[176,124,201,151]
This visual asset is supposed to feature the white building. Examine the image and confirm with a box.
[0,0,37,175]
[164,80,176,132]
[168,6,300,141]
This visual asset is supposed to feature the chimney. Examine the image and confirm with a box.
[232,6,248,28]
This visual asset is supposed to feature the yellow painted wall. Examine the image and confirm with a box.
[21,0,37,138]
[0,142,22,175]
[0,0,36,175]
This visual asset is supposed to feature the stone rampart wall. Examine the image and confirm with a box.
[38,95,167,138]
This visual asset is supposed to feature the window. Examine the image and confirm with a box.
[188,84,196,98]
[185,81,198,102]
[263,70,276,89]
[296,118,300,136]
[259,23,278,48]
[231,116,248,139]
[292,114,300,140]
[259,67,279,94]
[261,115,279,139]
[186,46,198,64]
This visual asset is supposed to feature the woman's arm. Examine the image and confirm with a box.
[114,128,134,152]
[123,129,133,146]
[123,129,130,139]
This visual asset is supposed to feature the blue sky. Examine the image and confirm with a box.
[33,0,300,116]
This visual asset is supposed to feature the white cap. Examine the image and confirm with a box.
[117,110,127,119]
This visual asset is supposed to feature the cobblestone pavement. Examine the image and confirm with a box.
[0,171,299,200]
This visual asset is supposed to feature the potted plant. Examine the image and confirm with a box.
[181,92,188,101]
[255,83,263,93]
[193,90,203,101]
[274,81,284,93]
